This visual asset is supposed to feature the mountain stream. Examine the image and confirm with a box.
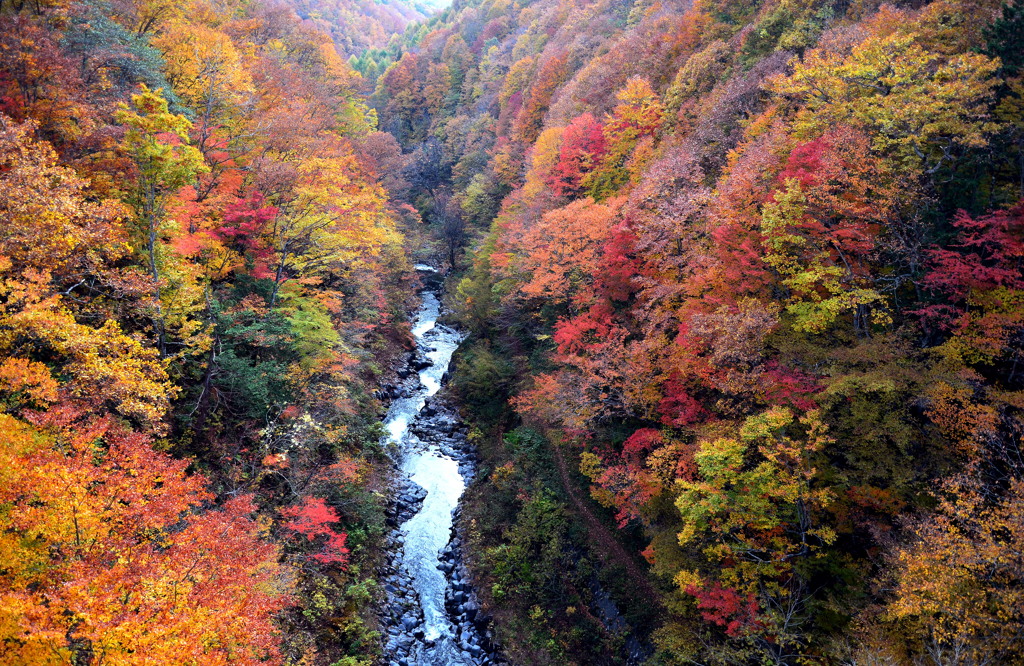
[378,268,502,666]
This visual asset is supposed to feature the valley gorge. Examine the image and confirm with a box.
[1,0,1023,664]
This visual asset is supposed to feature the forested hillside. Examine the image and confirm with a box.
[288,0,429,57]
[0,0,427,664]
[368,0,1024,663]
[3,0,1024,664]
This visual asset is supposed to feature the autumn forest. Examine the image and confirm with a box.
[0,0,1022,663]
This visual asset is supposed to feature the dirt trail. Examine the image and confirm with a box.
[551,443,663,604]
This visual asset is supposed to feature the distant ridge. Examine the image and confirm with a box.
[287,0,442,55]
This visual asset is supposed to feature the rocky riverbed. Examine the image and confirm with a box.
[375,274,504,666]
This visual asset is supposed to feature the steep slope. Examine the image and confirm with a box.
[371,0,1024,663]
[0,0,424,664]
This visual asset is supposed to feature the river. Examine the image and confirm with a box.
[379,267,499,666]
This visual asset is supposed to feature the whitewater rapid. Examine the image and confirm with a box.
[380,269,495,665]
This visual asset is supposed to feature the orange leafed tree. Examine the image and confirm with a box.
[518,197,624,301]
[0,409,291,666]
